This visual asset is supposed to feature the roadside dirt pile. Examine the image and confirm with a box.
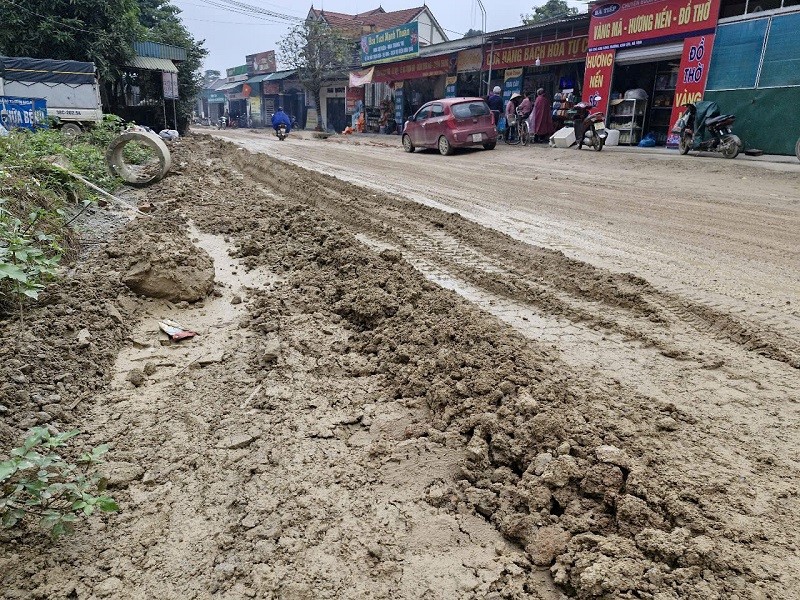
[111,222,215,302]
[1,135,793,600]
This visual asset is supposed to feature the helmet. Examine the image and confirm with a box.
[492,86,502,94]
[277,106,284,112]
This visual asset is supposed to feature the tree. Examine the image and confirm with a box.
[135,0,207,131]
[463,28,484,38]
[0,0,139,88]
[522,0,578,24]
[279,19,353,131]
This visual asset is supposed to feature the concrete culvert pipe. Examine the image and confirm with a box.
[106,131,172,186]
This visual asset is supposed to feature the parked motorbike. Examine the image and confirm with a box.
[217,115,227,130]
[574,103,607,151]
[675,101,742,159]
[275,123,288,141]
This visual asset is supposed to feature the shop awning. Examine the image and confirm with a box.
[216,81,243,91]
[616,42,683,65]
[127,56,178,73]
[247,74,272,84]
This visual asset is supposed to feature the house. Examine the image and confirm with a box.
[307,5,449,131]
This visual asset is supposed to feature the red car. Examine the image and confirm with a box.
[402,97,498,155]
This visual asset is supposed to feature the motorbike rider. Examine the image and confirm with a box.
[271,107,291,135]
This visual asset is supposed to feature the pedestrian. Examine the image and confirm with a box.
[517,91,533,120]
[487,85,503,125]
[530,88,555,143]
[504,92,523,141]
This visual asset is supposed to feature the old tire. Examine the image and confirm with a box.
[721,134,742,159]
[402,134,415,153]
[593,137,604,151]
[438,135,453,156]
[106,131,171,187]
[61,123,83,136]
[483,142,496,150]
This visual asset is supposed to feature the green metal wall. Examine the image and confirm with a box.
[704,88,800,155]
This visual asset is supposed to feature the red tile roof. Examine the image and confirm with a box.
[310,6,426,31]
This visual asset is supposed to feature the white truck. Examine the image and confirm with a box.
[0,56,103,134]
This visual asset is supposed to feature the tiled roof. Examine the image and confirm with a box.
[310,6,426,30]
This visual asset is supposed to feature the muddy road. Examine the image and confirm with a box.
[0,133,798,600]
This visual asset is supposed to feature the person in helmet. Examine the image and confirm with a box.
[271,106,291,134]
[487,85,503,124]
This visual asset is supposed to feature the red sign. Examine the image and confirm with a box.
[581,50,616,117]
[484,37,588,70]
[667,34,714,146]
[262,82,279,95]
[588,0,720,50]
[346,87,365,114]
[246,51,276,76]
[372,54,454,83]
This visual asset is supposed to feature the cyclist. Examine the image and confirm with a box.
[505,93,523,141]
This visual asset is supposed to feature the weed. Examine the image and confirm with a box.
[0,428,118,539]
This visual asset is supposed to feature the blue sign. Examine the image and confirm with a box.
[394,87,404,128]
[0,96,48,130]
[445,76,457,98]
[360,22,419,66]
[502,68,523,106]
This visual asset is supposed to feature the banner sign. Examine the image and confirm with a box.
[484,36,588,70]
[581,49,616,117]
[0,96,48,130]
[373,54,454,83]
[361,22,419,65]
[162,71,179,99]
[445,76,458,97]
[207,92,226,103]
[394,82,404,126]
[502,68,524,105]
[667,34,714,146]
[588,0,720,50]
[346,87,365,114]
[262,82,279,95]
[246,51,276,76]
[349,67,375,87]
[457,48,484,72]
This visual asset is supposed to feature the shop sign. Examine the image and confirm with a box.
[246,51,276,76]
[361,22,419,66]
[373,54,454,83]
[249,95,261,116]
[503,68,524,105]
[207,92,226,104]
[226,64,248,83]
[162,72,179,99]
[457,48,484,72]
[444,76,458,98]
[346,87,365,114]
[484,37,588,70]
[667,34,714,146]
[588,0,720,51]
[393,82,404,125]
[581,50,616,116]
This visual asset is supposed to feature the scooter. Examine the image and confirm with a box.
[574,103,607,151]
[217,115,227,130]
[275,123,288,141]
[675,101,742,159]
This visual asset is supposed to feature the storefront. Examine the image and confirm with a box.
[583,0,721,146]
[704,5,800,154]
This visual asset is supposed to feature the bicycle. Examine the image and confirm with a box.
[503,112,530,146]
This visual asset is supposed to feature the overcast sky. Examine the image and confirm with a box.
[172,0,587,74]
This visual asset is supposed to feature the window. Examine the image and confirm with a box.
[414,105,432,120]
[758,12,800,86]
[429,103,445,118]
[706,19,769,90]
[451,101,490,118]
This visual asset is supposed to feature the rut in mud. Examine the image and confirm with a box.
[0,135,797,600]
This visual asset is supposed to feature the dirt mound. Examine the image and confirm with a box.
[108,224,215,302]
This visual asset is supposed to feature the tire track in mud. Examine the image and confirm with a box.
[233,151,800,371]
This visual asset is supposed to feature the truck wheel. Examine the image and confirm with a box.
[61,123,83,136]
